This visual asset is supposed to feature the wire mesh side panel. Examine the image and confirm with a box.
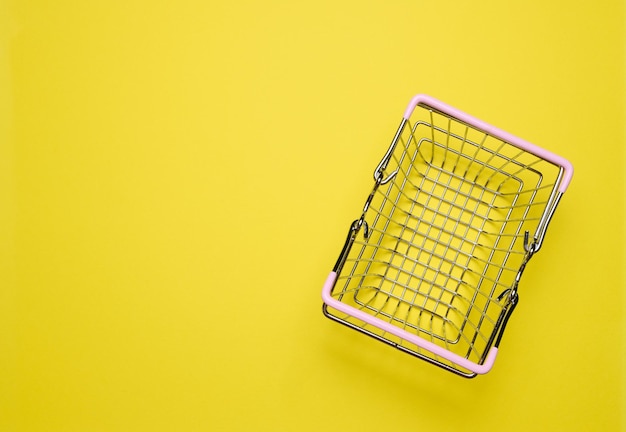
[325,104,563,376]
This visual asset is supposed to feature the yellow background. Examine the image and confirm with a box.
[1,1,624,431]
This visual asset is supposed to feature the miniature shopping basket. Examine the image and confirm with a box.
[321,94,573,377]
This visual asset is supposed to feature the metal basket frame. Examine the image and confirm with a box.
[321,95,573,377]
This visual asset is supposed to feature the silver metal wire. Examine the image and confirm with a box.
[325,103,564,377]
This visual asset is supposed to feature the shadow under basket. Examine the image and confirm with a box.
[321,94,573,377]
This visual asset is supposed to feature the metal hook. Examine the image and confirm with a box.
[498,231,537,305]
[374,168,399,185]
[354,217,370,239]
[373,118,408,185]
[523,231,538,254]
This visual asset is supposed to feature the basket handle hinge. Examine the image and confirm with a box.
[332,218,369,273]
[501,231,537,302]
[493,231,537,348]
[517,231,538,284]
[373,118,408,185]
[333,156,390,273]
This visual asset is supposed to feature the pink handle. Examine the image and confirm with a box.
[403,95,574,193]
[322,272,498,375]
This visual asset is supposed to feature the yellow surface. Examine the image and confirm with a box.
[1,1,624,431]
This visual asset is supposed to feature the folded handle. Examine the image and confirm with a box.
[321,271,499,375]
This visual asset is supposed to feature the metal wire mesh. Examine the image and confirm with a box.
[324,102,564,376]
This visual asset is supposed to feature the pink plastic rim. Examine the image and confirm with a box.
[403,94,573,193]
